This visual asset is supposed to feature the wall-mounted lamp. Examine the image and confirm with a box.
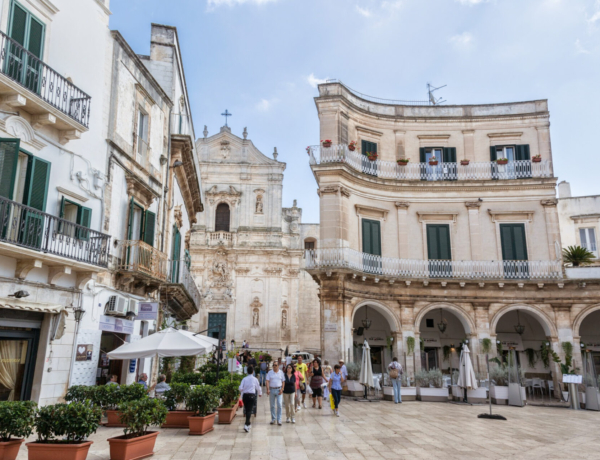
[73,305,86,323]
[8,290,29,299]
[170,160,183,169]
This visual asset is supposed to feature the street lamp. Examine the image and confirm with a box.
[362,306,372,330]
[514,310,525,335]
[73,305,86,323]
[437,308,447,333]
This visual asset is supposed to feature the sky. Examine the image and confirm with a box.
[110,0,600,224]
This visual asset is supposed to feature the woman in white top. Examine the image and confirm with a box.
[239,365,262,432]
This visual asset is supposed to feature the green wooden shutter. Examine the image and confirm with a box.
[419,148,426,163]
[362,219,372,254]
[171,226,181,282]
[76,205,92,240]
[362,219,381,256]
[490,146,497,162]
[142,210,156,247]
[185,249,191,269]
[24,156,50,211]
[127,197,134,240]
[427,224,451,260]
[515,145,530,161]
[0,138,20,199]
[9,3,27,45]
[26,17,43,58]
[500,224,528,261]
[443,147,456,163]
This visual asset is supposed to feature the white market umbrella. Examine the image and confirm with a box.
[457,344,478,390]
[359,340,374,389]
[107,327,218,359]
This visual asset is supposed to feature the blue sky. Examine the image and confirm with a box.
[110,0,600,224]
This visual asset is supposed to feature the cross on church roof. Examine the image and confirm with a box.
[221,109,232,127]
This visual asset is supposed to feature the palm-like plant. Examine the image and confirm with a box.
[563,245,596,267]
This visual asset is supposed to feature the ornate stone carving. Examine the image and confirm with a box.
[317,185,350,198]
[206,185,241,206]
[540,199,559,207]
[174,205,183,228]
[235,267,250,274]
[203,249,234,303]
[263,267,283,276]
[255,195,263,213]
[250,296,263,309]
[465,201,482,208]
[282,300,289,309]
[252,308,260,327]
[287,269,300,277]
[220,140,231,159]
[395,201,410,209]
[282,310,288,329]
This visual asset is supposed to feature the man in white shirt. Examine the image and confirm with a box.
[266,361,285,425]
[285,354,292,366]
[339,360,348,380]
[239,365,262,432]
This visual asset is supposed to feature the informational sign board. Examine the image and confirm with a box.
[99,315,134,335]
[498,333,524,351]
[324,323,337,332]
[137,302,159,321]
[129,359,137,373]
[563,374,583,384]
[420,331,442,348]
[75,344,93,361]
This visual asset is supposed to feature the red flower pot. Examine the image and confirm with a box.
[105,410,126,427]
[532,157,541,163]
[348,145,356,151]
[460,160,470,166]
[188,413,216,435]
[429,160,438,166]
[162,410,196,428]
[108,431,158,460]
[26,441,93,460]
[0,439,24,460]
[496,159,508,165]
[217,403,238,424]
[397,160,409,166]
[322,142,332,148]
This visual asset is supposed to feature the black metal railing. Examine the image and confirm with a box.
[0,196,109,267]
[0,30,91,127]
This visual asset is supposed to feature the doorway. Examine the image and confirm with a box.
[421,347,439,371]
[0,328,39,401]
[370,346,383,374]
[97,332,126,385]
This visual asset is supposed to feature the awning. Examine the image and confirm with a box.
[0,299,65,314]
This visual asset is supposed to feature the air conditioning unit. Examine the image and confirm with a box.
[106,295,128,316]
[128,299,139,317]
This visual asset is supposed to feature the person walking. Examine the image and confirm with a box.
[388,357,403,404]
[239,365,262,432]
[309,359,325,409]
[339,360,348,380]
[283,364,296,423]
[266,360,285,425]
[328,364,345,416]
[322,360,333,401]
[292,363,305,411]
[248,353,257,375]
[259,358,268,386]
[296,356,309,409]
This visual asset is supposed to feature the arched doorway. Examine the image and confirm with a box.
[352,303,397,374]
[579,309,600,381]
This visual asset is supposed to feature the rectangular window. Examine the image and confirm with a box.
[361,219,381,256]
[426,224,452,278]
[59,197,92,240]
[304,241,315,250]
[361,140,377,156]
[580,228,597,256]
[136,110,149,164]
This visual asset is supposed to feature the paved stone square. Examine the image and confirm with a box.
[15,396,600,460]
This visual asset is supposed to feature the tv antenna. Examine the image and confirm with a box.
[427,83,447,105]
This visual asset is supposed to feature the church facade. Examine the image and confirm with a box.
[189,126,320,353]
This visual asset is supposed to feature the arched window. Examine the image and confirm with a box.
[304,238,317,250]
[215,203,230,232]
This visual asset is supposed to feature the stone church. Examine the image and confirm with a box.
[189,125,320,353]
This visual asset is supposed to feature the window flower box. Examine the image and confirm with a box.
[460,160,470,166]
[496,158,509,165]
[322,140,332,148]
[532,155,542,163]
[397,159,409,166]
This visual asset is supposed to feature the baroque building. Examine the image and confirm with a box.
[189,126,320,352]
[306,81,600,393]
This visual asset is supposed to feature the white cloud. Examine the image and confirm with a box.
[307,73,327,88]
[455,0,488,4]
[207,0,278,9]
[450,32,473,46]
[356,5,372,17]
[589,1,600,23]
[256,98,278,111]
[381,0,403,10]
[575,39,591,54]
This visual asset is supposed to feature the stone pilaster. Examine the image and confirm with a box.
[399,301,418,377]
[318,186,351,248]
[462,130,474,161]
[394,130,406,160]
[541,199,561,260]
[536,124,553,173]
[395,202,410,259]
[465,201,482,260]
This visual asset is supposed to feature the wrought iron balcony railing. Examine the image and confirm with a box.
[0,196,110,267]
[117,240,168,281]
[168,259,201,308]
[305,247,563,281]
[0,29,91,127]
[307,144,553,181]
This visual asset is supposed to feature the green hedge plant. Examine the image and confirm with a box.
[188,385,220,417]
[118,398,168,439]
[345,362,361,380]
[0,400,36,441]
[218,380,239,409]
[64,385,92,403]
[163,382,191,411]
[35,402,102,443]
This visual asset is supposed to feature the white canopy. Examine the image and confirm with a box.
[457,344,478,390]
[359,340,374,388]
[107,328,219,359]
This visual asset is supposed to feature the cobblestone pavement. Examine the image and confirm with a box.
[15,395,600,460]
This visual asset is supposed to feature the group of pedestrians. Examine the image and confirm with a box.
[238,355,350,432]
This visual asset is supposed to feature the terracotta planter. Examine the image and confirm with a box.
[162,410,196,428]
[217,403,238,424]
[322,142,332,148]
[108,431,158,460]
[367,156,377,162]
[105,410,126,427]
[397,161,409,166]
[532,157,541,163]
[348,145,356,151]
[460,160,470,166]
[188,413,216,435]
[429,160,438,166]
[26,441,93,460]
[0,439,24,460]
[496,159,508,165]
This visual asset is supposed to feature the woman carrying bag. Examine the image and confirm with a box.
[308,359,324,409]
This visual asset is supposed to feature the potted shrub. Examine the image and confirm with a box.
[162,383,194,428]
[107,398,167,460]
[348,141,357,151]
[187,385,220,435]
[64,386,92,403]
[460,159,470,166]
[217,380,239,424]
[366,152,378,161]
[400,373,417,401]
[428,156,438,166]
[563,246,596,267]
[94,383,147,427]
[322,139,332,148]
[532,154,542,163]
[397,158,409,166]
[0,401,36,460]
[343,362,364,396]
[27,402,101,460]
[417,369,448,402]
[496,158,509,165]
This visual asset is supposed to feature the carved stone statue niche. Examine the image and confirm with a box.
[252,308,259,327]
[255,195,263,214]
[281,310,288,329]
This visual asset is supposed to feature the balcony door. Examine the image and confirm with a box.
[127,199,156,271]
[500,223,529,279]
[362,218,381,274]
[427,224,452,277]
[6,1,45,94]
[360,140,378,177]
[491,145,531,179]
[420,147,457,181]
[208,313,227,340]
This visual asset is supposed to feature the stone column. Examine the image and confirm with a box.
[541,199,561,260]
[319,108,339,144]
[465,201,483,260]
[394,130,406,160]
[318,186,351,249]
[399,301,417,380]
[462,130,475,161]
[320,275,347,364]
[395,202,410,259]
[472,303,491,376]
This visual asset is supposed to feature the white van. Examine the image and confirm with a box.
[290,352,315,363]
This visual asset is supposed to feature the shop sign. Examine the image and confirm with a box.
[585,342,600,352]
[137,302,159,321]
[76,344,93,361]
[420,332,441,348]
[99,315,134,335]
[498,333,524,351]
[324,323,337,332]
[364,330,387,345]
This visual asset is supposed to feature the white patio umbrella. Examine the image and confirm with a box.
[107,327,219,359]
[359,340,374,390]
[457,344,478,390]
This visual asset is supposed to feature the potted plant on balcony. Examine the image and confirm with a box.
[532,154,542,163]
[366,152,378,161]
[217,380,239,424]
[460,159,470,166]
[428,156,438,166]
[107,398,167,460]
[348,140,357,151]
[187,385,220,435]
[496,158,509,165]
[162,383,194,428]
[563,246,596,267]
[321,139,332,148]
[0,401,36,460]
[397,158,409,166]
[27,402,102,460]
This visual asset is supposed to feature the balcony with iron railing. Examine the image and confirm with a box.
[0,29,91,134]
[0,196,110,272]
[208,231,234,247]
[305,247,563,281]
[116,240,168,284]
[307,144,553,182]
[160,259,201,320]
